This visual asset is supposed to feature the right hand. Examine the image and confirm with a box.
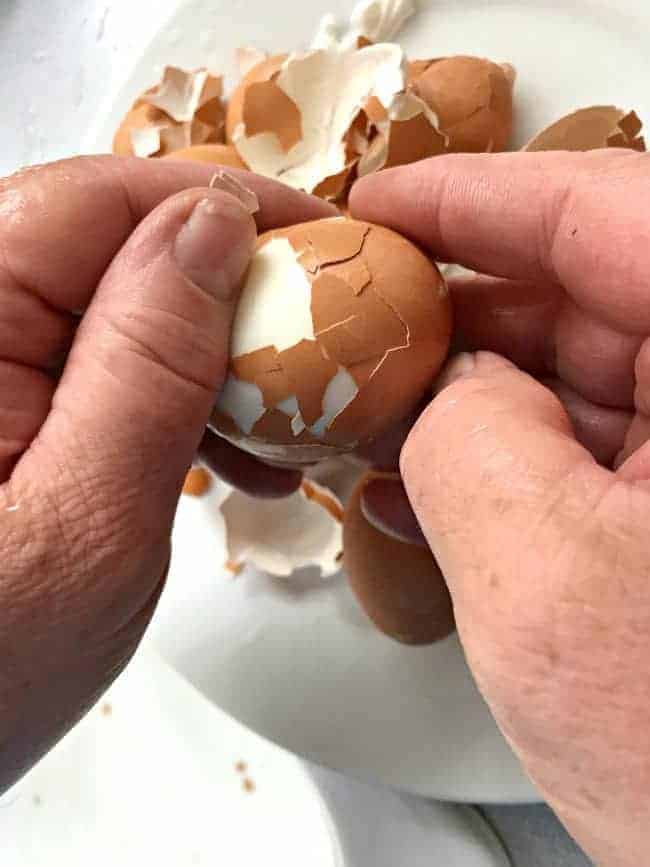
[346,149,650,866]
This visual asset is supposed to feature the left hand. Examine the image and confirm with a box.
[0,155,333,793]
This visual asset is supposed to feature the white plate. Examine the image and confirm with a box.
[91,0,650,803]
[0,650,510,867]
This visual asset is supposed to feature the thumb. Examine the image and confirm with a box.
[400,354,650,864]
[400,350,614,705]
[21,186,255,549]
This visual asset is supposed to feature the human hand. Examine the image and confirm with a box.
[351,149,650,866]
[0,155,333,793]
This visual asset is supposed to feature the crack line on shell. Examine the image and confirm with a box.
[306,224,371,270]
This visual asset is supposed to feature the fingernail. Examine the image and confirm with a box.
[360,475,428,547]
[433,352,476,394]
[174,194,255,300]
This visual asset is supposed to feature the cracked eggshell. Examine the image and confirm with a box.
[211,217,451,463]
[225,54,289,143]
[162,143,248,168]
[409,55,515,153]
[344,471,455,645]
[113,67,225,158]
[357,90,447,177]
[221,478,344,578]
[523,106,646,152]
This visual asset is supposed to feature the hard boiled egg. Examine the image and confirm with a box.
[211,217,451,464]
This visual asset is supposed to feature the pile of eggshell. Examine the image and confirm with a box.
[116,22,645,645]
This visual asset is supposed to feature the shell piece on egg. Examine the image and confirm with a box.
[229,44,407,195]
[523,106,646,152]
[409,55,515,153]
[343,471,456,645]
[211,217,452,463]
[220,478,345,578]
[112,67,225,158]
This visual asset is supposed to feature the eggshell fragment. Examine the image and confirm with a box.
[182,466,212,497]
[113,67,226,157]
[221,478,344,577]
[113,103,171,157]
[211,217,451,463]
[409,55,515,153]
[523,106,646,152]
[162,143,247,168]
[208,170,260,215]
[314,0,417,51]
[229,44,407,195]
[358,91,447,177]
[343,471,455,645]
[226,54,289,143]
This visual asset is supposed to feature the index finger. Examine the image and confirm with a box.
[350,149,650,333]
[0,155,336,313]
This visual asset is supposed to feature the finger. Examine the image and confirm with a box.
[402,353,650,865]
[0,281,77,369]
[450,273,559,373]
[351,150,650,333]
[360,363,632,546]
[360,474,427,546]
[344,471,455,645]
[615,338,650,478]
[399,349,619,686]
[354,400,427,470]
[0,155,337,314]
[552,298,640,409]
[12,187,256,582]
[198,429,302,498]
[0,361,54,479]
[452,273,640,409]
[615,413,650,471]
[542,377,632,466]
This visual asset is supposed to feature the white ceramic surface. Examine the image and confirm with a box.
[0,651,510,867]
[90,0,650,804]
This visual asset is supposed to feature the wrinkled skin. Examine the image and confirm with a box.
[0,155,334,793]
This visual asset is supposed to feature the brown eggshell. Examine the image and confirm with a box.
[226,54,288,143]
[113,68,226,157]
[381,110,447,168]
[409,55,514,153]
[242,79,302,152]
[344,471,455,645]
[112,102,170,156]
[212,218,452,461]
[523,106,646,152]
[162,143,248,167]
